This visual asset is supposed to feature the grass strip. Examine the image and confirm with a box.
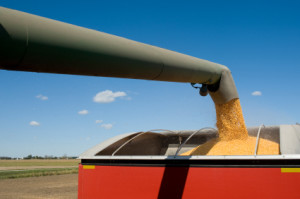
[0,167,78,180]
[0,159,80,167]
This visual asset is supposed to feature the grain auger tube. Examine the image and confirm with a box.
[0,6,238,104]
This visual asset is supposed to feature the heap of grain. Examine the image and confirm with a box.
[181,99,279,156]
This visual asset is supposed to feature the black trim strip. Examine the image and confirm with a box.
[81,159,300,168]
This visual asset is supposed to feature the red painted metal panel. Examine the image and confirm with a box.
[78,164,83,199]
[78,164,300,199]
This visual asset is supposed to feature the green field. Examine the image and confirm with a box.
[0,159,79,167]
[0,167,78,179]
[0,159,80,179]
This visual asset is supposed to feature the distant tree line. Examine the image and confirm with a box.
[0,155,77,160]
[0,156,13,160]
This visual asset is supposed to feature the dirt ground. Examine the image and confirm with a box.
[0,174,78,199]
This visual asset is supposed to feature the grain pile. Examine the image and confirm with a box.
[181,99,279,156]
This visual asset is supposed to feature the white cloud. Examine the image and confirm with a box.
[29,121,40,126]
[101,123,113,129]
[93,90,127,103]
[251,91,262,96]
[78,110,89,115]
[95,120,103,124]
[36,94,48,100]
[125,96,132,101]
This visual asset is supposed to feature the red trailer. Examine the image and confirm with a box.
[78,125,300,199]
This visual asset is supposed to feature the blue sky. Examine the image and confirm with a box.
[0,0,299,157]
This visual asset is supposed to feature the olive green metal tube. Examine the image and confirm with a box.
[0,7,238,104]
